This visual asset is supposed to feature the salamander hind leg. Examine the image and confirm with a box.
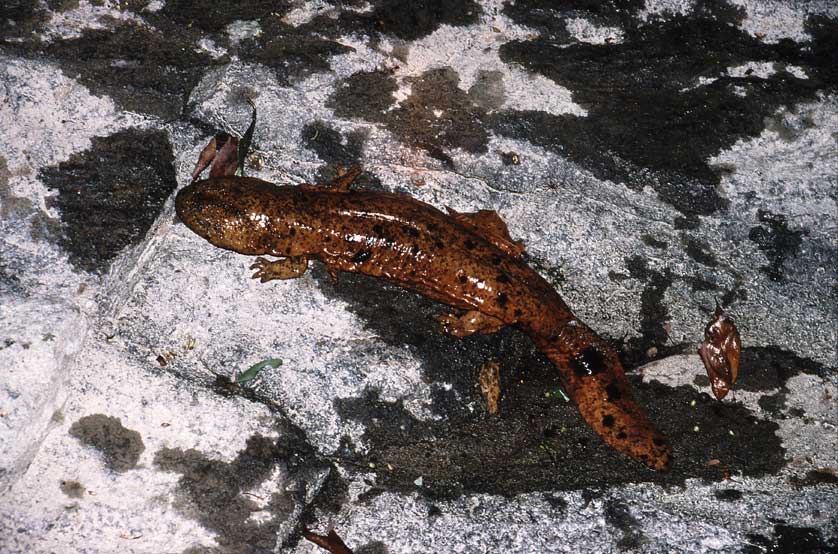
[250,256,308,282]
[437,310,506,338]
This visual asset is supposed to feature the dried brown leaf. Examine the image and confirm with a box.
[698,305,741,400]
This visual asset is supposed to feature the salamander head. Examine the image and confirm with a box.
[175,177,279,255]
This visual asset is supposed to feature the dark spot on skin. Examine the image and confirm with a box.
[464,239,476,249]
[68,414,144,472]
[605,382,622,401]
[513,309,523,317]
[409,245,419,255]
[39,129,176,273]
[289,228,296,236]
[457,275,467,284]
[492,256,502,265]
[352,249,372,264]
[617,431,628,440]
[653,437,667,447]
[435,240,445,249]
[427,223,438,232]
[405,226,420,238]
[285,247,291,255]
[601,414,615,428]
[497,273,510,284]
[373,224,384,236]
[497,292,508,307]
[748,209,806,281]
[571,346,607,377]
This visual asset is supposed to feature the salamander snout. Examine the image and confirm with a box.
[176,177,282,256]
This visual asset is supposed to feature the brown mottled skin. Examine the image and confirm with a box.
[175,175,672,471]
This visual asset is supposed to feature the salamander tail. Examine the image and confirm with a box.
[532,325,672,471]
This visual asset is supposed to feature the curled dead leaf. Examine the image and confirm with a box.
[698,304,741,400]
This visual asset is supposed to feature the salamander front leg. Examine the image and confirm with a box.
[250,256,308,282]
[437,310,506,338]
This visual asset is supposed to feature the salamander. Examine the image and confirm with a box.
[175,169,672,471]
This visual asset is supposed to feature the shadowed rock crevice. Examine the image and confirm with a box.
[40,129,177,273]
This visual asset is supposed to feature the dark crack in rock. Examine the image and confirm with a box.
[493,8,838,216]
[747,209,807,282]
[69,414,145,472]
[155,432,327,554]
[40,129,177,273]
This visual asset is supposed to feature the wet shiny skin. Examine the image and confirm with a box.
[176,176,672,471]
